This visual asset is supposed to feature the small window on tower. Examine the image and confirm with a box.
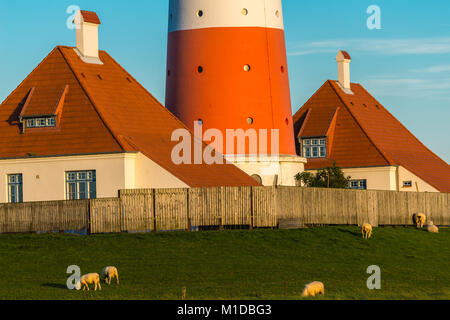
[197,10,204,17]
[243,64,251,72]
[242,8,248,16]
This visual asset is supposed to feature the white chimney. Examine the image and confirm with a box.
[74,10,103,64]
[336,50,352,94]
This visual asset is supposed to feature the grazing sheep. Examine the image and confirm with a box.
[413,213,426,229]
[102,266,119,285]
[361,223,373,239]
[301,281,325,298]
[426,221,439,234]
[75,273,102,291]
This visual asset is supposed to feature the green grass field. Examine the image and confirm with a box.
[0,226,448,300]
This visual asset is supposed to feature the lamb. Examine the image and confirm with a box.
[361,223,373,239]
[75,273,102,291]
[413,213,426,229]
[301,281,325,298]
[426,221,439,233]
[102,266,119,285]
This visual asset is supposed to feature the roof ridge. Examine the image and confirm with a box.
[57,46,129,152]
[102,50,202,131]
[350,83,449,191]
[293,81,331,122]
[1,48,58,106]
[354,83,449,166]
[328,80,394,166]
[296,108,311,138]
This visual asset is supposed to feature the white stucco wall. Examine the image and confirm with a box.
[397,166,439,193]
[0,152,188,203]
[134,152,188,189]
[341,166,397,191]
[306,165,439,192]
[227,155,306,186]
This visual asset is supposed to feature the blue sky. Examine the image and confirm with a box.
[0,0,449,162]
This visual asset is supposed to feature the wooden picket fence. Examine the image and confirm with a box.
[0,200,89,234]
[0,187,448,234]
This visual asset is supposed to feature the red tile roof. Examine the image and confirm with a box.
[0,46,259,187]
[293,80,450,193]
[80,11,101,25]
[20,85,68,117]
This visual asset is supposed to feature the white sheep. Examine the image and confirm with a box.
[102,266,119,285]
[426,221,439,233]
[361,223,373,239]
[301,281,325,298]
[413,213,426,229]
[75,273,102,291]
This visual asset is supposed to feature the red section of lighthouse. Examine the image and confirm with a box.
[165,0,296,156]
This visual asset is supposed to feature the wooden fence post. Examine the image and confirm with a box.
[219,217,223,232]
[186,189,191,232]
[250,187,254,231]
[182,286,186,300]
[152,189,157,233]
[87,199,92,235]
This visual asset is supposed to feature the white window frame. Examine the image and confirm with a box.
[26,117,56,128]
[8,174,23,203]
[65,170,97,200]
[348,179,367,190]
[302,138,327,158]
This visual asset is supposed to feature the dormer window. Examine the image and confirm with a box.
[302,138,327,158]
[26,117,56,128]
[18,85,68,133]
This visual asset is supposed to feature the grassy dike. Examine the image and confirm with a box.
[0,226,448,300]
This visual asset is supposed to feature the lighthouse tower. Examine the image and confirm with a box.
[165,0,306,186]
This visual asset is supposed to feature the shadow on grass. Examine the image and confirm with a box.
[337,228,360,237]
[42,283,67,290]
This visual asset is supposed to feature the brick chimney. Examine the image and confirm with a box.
[336,50,352,93]
[74,10,102,64]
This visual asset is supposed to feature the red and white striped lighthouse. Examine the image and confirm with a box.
[165,0,305,185]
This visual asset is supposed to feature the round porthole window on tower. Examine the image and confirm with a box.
[275,10,280,17]
[243,64,251,72]
[242,8,248,15]
[197,66,204,73]
[197,10,204,17]
[247,117,254,125]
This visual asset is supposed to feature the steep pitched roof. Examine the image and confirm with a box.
[293,80,450,193]
[0,46,259,187]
